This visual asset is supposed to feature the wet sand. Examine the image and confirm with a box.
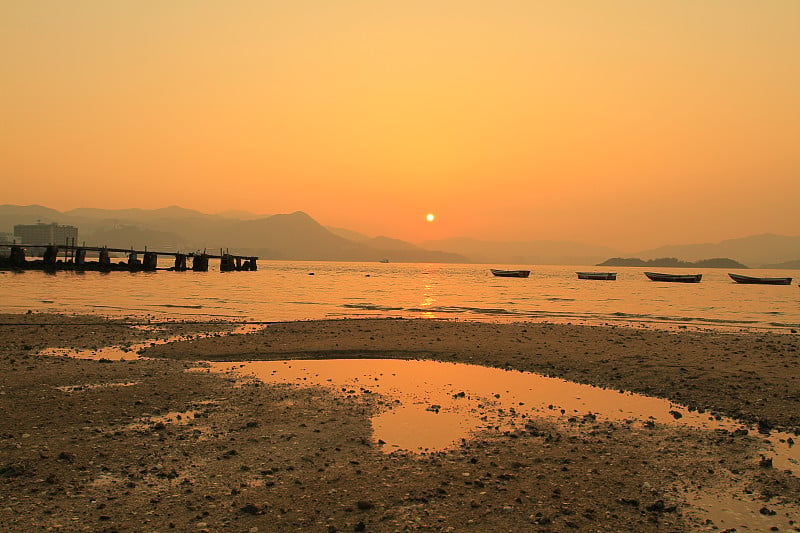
[1,313,799,531]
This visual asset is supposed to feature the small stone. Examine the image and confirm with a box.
[645,500,677,513]
[58,452,74,463]
[241,503,261,515]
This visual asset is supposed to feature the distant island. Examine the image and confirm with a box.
[597,257,748,269]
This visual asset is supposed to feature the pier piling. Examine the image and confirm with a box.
[127,252,141,269]
[220,253,235,272]
[192,253,209,272]
[10,245,26,267]
[43,245,58,267]
[173,253,187,271]
[99,248,110,267]
[143,252,158,271]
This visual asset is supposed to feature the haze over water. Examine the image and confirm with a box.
[2,262,797,331]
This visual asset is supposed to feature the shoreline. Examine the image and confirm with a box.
[1,313,799,531]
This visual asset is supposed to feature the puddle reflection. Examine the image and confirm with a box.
[211,358,800,530]
[210,358,799,471]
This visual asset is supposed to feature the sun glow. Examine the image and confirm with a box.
[426,213,435,222]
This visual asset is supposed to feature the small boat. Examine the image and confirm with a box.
[577,272,616,280]
[644,272,702,283]
[490,269,530,278]
[728,273,792,285]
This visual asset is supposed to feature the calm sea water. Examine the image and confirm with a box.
[1,261,798,330]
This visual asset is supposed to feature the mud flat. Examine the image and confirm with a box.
[1,313,799,531]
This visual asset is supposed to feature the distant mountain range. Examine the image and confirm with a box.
[1,204,799,267]
[632,234,800,269]
[0,205,466,263]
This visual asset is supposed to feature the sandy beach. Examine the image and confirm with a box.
[1,313,799,531]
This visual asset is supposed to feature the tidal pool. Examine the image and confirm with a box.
[209,358,800,531]
[209,359,798,466]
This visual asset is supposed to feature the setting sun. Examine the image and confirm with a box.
[426,213,435,222]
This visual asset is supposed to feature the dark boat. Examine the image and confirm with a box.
[728,273,792,285]
[490,269,530,278]
[644,272,702,283]
[577,272,616,280]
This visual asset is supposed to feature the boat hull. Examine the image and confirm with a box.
[577,272,616,280]
[490,269,530,278]
[728,273,792,285]
[644,272,702,283]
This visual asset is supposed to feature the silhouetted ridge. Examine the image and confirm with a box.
[598,257,748,268]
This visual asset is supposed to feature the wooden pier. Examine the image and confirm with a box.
[0,243,257,272]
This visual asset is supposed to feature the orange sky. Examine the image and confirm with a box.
[2,1,798,251]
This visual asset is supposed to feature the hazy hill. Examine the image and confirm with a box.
[88,225,181,251]
[419,237,620,266]
[0,205,237,240]
[366,236,421,251]
[326,226,372,242]
[635,234,800,268]
[762,259,800,269]
[215,212,362,260]
[216,209,265,220]
[66,205,208,221]
[0,204,63,228]
[213,213,466,262]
